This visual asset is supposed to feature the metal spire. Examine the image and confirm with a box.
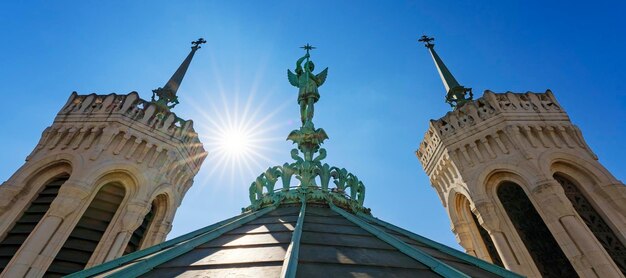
[418,35,473,109]
[151,38,206,111]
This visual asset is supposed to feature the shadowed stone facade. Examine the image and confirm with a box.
[417,90,626,277]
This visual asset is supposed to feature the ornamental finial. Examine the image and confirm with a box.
[419,35,473,110]
[150,38,205,113]
[418,35,435,48]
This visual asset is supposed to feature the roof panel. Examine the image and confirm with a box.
[158,245,289,268]
[141,264,283,278]
[296,263,442,278]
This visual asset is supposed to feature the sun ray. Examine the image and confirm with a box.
[186,59,298,190]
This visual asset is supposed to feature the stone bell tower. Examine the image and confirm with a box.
[416,36,626,278]
[0,39,207,277]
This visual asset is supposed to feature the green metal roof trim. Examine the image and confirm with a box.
[68,206,276,278]
[356,212,523,278]
[279,199,306,278]
[330,203,470,278]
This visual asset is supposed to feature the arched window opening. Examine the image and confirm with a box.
[470,212,503,267]
[455,195,503,267]
[45,183,125,277]
[497,182,577,277]
[554,174,626,274]
[124,194,168,255]
[124,201,155,255]
[0,175,69,272]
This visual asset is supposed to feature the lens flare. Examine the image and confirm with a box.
[187,86,291,188]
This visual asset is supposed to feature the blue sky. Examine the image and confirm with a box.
[1,1,625,250]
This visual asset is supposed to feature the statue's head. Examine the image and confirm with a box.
[305,61,315,72]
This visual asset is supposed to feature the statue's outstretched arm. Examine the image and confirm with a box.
[295,56,306,72]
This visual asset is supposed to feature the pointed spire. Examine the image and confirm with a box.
[418,35,473,110]
[151,38,206,111]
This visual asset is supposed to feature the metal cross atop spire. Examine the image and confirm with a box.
[300,43,316,55]
[419,35,473,110]
[151,38,206,112]
[192,38,207,50]
[418,35,434,48]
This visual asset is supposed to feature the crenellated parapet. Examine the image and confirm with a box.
[25,91,206,197]
[417,90,597,204]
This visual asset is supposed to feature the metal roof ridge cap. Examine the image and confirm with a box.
[280,199,306,278]
[68,211,256,278]
[103,206,277,278]
[329,204,469,278]
[356,212,523,278]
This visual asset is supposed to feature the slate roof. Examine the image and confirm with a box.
[70,203,522,278]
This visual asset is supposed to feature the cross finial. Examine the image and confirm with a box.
[418,35,435,48]
[300,43,316,55]
[192,38,207,50]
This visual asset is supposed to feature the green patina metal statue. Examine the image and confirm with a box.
[244,45,368,214]
[288,44,328,126]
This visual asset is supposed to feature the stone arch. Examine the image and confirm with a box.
[449,191,503,266]
[496,181,577,277]
[547,156,624,213]
[46,180,127,276]
[474,163,538,202]
[84,165,144,201]
[6,153,78,195]
[0,161,72,272]
[538,151,616,185]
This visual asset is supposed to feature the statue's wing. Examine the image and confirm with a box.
[287,69,299,87]
[287,130,300,141]
[315,67,329,87]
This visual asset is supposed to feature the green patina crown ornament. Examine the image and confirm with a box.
[244,45,368,214]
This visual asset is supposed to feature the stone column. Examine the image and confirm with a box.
[103,201,150,262]
[151,221,173,245]
[531,179,622,278]
[451,218,478,257]
[2,180,91,278]
[473,201,535,276]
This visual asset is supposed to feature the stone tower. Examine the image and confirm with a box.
[0,40,207,277]
[416,36,626,277]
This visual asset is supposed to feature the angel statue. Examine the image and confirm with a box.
[288,44,328,126]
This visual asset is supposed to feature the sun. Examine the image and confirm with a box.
[217,127,252,156]
[187,86,292,187]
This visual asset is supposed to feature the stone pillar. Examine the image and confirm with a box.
[473,201,536,276]
[451,219,478,257]
[2,180,91,278]
[151,221,173,245]
[531,179,622,278]
[103,201,149,262]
